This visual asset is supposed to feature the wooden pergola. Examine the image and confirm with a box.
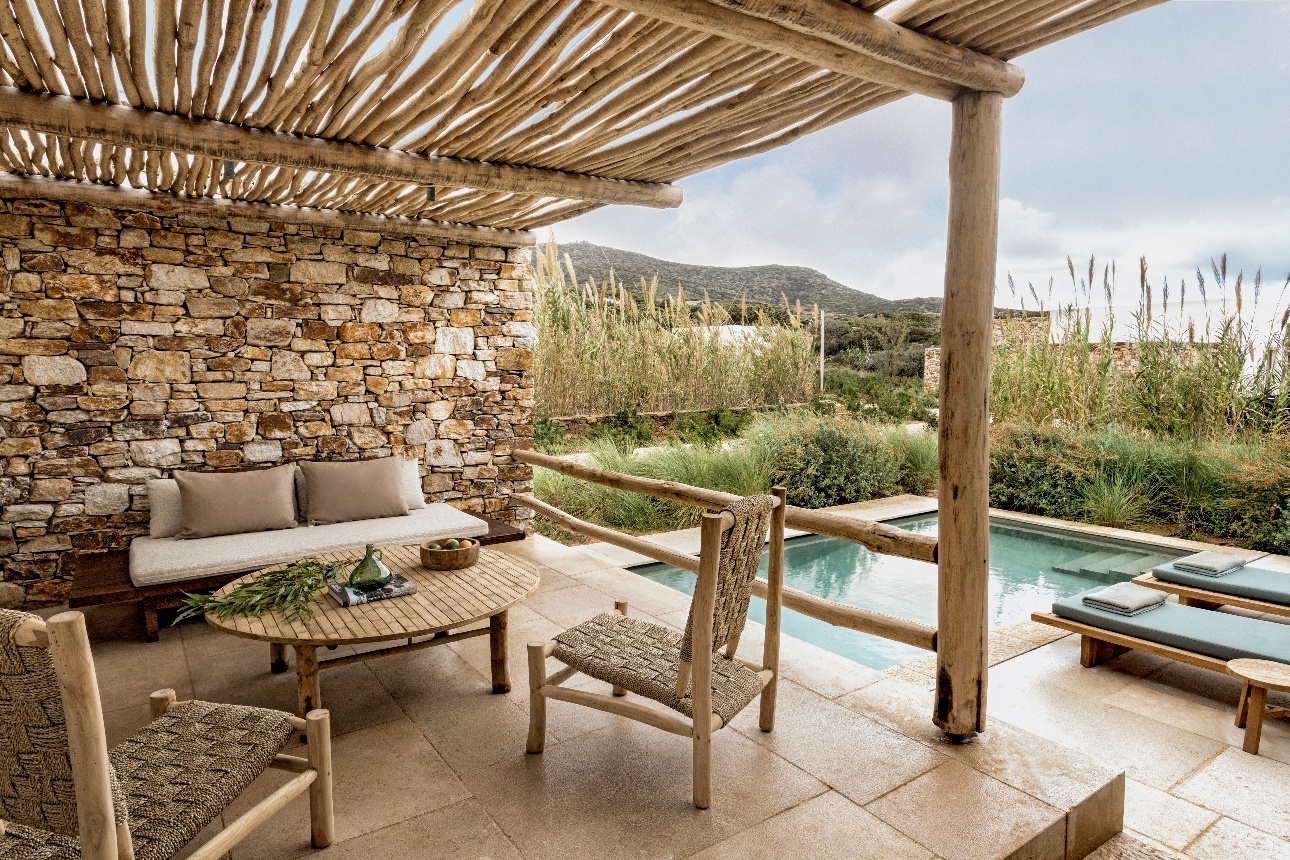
[0,0,1165,736]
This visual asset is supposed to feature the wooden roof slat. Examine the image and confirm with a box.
[0,85,684,206]
[994,0,1167,59]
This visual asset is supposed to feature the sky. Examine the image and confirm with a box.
[551,1,1290,312]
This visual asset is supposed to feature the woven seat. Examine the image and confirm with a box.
[526,491,786,809]
[111,701,295,860]
[0,609,333,860]
[553,613,763,726]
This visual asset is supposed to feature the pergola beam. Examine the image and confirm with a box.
[0,172,536,246]
[0,88,683,209]
[595,0,1023,100]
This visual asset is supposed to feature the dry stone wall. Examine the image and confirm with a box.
[0,195,535,607]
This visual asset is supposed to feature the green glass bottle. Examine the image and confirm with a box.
[349,544,392,592]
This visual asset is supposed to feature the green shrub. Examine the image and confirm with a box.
[533,414,565,453]
[589,409,654,451]
[674,407,747,444]
[768,422,901,508]
[886,428,938,496]
[989,424,1097,520]
[989,423,1290,551]
[823,367,936,423]
[1082,474,1148,527]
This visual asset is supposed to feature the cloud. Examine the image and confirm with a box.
[553,3,1290,308]
[996,196,1290,308]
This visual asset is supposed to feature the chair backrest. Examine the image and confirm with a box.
[679,494,775,665]
[0,609,127,859]
[0,608,83,836]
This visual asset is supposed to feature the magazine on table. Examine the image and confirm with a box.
[328,573,419,607]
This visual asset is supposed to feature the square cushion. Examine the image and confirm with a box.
[146,479,183,538]
[294,458,424,519]
[298,458,409,525]
[174,465,299,539]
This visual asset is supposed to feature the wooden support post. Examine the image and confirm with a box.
[489,611,510,693]
[934,89,1003,740]
[305,709,334,848]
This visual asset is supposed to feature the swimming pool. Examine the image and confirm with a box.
[631,513,1182,670]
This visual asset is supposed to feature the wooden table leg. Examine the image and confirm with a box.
[270,642,289,674]
[490,610,510,694]
[1243,685,1267,755]
[1235,681,1251,728]
[296,644,321,717]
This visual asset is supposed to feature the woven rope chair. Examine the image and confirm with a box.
[526,489,786,809]
[0,610,334,860]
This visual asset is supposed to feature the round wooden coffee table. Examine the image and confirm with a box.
[206,545,540,716]
[1229,658,1290,755]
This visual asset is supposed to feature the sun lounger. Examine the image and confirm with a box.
[1133,561,1290,620]
[1032,588,1290,671]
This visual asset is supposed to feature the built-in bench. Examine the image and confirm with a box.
[68,512,524,641]
[65,458,526,640]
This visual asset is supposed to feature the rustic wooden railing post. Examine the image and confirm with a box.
[935,88,1002,739]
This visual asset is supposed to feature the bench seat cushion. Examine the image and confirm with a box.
[129,503,489,587]
[1053,589,1290,664]
[1151,562,1290,606]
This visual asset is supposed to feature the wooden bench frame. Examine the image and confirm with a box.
[66,513,525,642]
[1030,611,1231,672]
[1132,573,1290,620]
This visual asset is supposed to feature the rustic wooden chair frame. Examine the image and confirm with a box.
[525,487,786,809]
[4,611,334,860]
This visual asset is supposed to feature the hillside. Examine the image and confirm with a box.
[560,242,942,316]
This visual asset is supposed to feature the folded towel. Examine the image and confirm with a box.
[1083,582,1168,616]
[1173,551,1245,577]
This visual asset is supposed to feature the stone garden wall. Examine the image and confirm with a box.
[0,194,535,607]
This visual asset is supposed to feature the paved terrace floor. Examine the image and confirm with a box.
[52,508,1290,860]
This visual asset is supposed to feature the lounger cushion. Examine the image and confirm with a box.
[1053,589,1290,664]
[1152,562,1290,606]
[129,503,489,586]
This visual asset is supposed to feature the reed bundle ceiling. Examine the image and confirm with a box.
[0,0,1163,232]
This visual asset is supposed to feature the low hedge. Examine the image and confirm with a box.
[989,423,1290,554]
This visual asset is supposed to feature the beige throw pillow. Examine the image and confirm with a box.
[146,479,183,538]
[174,465,299,539]
[401,458,427,510]
[295,458,424,518]
[298,458,410,525]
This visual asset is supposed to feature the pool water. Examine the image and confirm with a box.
[631,513,1181,670]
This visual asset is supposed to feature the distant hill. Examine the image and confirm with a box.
[559,242,942,316]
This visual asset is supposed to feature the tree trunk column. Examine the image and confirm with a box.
[935,89,1002,739]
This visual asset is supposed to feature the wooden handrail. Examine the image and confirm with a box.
[514,493,937,652]
[513,449,937,563]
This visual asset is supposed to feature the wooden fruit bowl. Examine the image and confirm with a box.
[419,539,481,571]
